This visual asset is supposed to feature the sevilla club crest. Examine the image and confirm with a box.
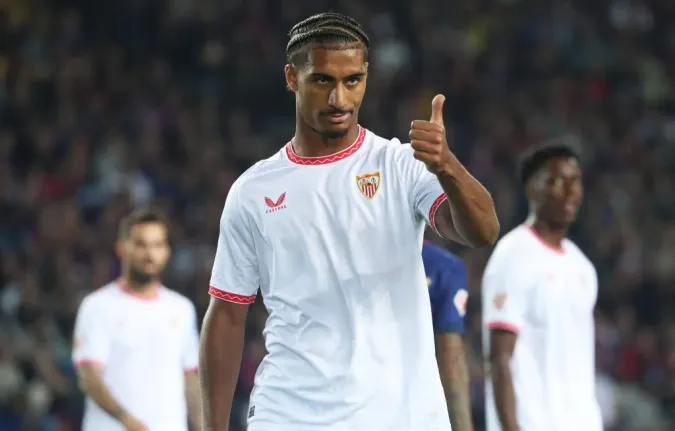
[356,172,381,199]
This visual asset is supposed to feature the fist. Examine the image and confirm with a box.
[409,94,455,175]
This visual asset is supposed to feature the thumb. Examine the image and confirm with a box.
[430,94,445,126]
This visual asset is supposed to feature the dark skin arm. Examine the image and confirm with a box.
[489,329,519,431]
[199,298,249,431]
[76,364,148,431]
[410,94,499,247]
[435,333,474,431]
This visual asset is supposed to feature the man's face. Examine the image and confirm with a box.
[286,47,368,139]
[530,156,584,227]
[119,222,171,283]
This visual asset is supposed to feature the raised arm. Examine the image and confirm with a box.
[408,94,499,247]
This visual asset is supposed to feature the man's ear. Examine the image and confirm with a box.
[285,64,299,92]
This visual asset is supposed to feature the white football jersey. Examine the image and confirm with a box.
[482,225,603,431]
[210,127,452,431]
[72,281,199,431]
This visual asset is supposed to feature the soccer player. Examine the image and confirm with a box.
[200,12,499,431]
[482,142,603,431]
[424,241,474,431]
[72,208,202,431]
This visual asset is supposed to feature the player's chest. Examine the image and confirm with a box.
[109,304,186,351]
[251,165,409,243]
[529,261,597,325]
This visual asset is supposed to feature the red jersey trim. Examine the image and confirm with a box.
[73,358,105,367]
[208,286,257,304]
[183,367,199,374]
[428,193,448,235]
[488,321,520,335]
[116,278,161,301]
[523,224,565,255]
[285,126,366,165]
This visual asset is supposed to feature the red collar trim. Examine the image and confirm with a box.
[285,126,366,165]
[116,278,161,301]
[523,224,566,255]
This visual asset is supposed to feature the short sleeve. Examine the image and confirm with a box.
[432,262,468,334]
[72,297,110,367]
[482,248,533,334]
[182,304,199,373]
[209,179,260,304]
[395,144,447,233]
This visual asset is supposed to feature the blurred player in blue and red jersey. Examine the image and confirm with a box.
[423,240,474,431]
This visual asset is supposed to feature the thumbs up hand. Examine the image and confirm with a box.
[409,94,457,176]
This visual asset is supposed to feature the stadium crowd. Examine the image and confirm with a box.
[1,0,675,430]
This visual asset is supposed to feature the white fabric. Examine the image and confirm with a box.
[72,281,199,431]
[210,127,451,431]
[482,224,603,431]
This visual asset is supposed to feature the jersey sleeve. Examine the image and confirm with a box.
[72,297,110,367]
[432,261,469,334]
[395,143,447,233]
[482,248,533,334]
[182,303,199,373]
[209,179,260,304]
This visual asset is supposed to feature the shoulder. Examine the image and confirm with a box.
[563,239,597,277]
[161,288,197,316]
[78,283,118,314]
[484,225,539,277]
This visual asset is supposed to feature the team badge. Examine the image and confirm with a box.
[356,172,381,199]
[493,293,507,310]
[454,289,468,317]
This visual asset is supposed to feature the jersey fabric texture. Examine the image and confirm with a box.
[482,225,603,431]
[72,281,199,431]
[210,127,452,431]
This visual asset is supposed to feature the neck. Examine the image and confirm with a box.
[526,214,568,248]
[292,117,360,158]
[120,276,158,298]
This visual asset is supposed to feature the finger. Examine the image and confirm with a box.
[412,149,441,166]
[410,140,440,155]
[430,94,445,126]
[411,120,444,133]
[409,129,443,145]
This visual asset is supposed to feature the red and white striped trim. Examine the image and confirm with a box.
[208,286,256,304]
[488,321,520,335]
[428,193,448,234]
[285,126,366,165]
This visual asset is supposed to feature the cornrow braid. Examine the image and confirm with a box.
[286,12,370,66]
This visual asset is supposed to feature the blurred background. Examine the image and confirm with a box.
[1,0,675,430]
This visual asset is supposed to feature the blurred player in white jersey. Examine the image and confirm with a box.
[72,208,202,431]
[482,142,602,431]
[199,12,500,431]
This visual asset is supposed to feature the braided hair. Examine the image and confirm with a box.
[286,12,370,67]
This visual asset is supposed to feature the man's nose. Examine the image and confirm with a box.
[328,84,346,108]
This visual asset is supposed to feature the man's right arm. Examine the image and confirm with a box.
[76,364,145,430]
[202,178,261,431]
[489,329,519,431]
[200,298,249,431]
[72,298,146,430]
[482,246,531,431]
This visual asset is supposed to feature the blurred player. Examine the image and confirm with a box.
[424,240,474,431]
[200,12,500,431]
[482,142,602,431]
[72,208,202,431]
